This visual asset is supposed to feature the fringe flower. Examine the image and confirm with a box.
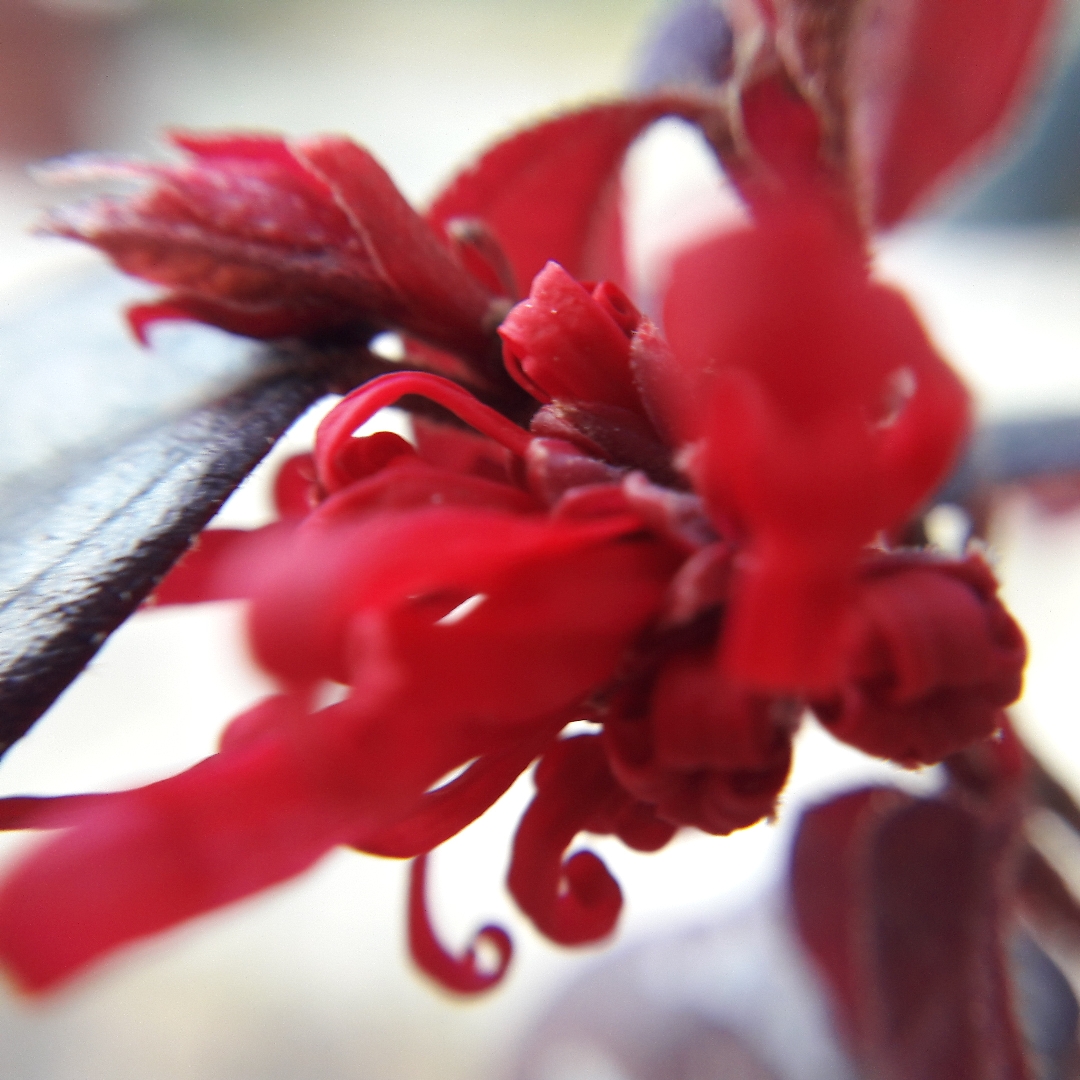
[0,0,1047,994]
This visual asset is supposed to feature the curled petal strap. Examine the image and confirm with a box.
[507,736,623,946]
[315,372,532,493]
[0,733,364,993]
[407,854,512,995]
[150,527,274,607]
[0,794,113,831]
[353,726,556,859]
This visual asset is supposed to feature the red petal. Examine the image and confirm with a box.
[322,431,417,490]
[336,518,680,726]
[507,737,624,945]
[353,728,554,858]
[313,371,532,493]
[148,527,265,606]
[0,674,508,992]
[217,692,311,753]
[272,453,318,519]
[407,854,512,995]
[427,97,714,294]
[411,416,514,484]
[248,506,675,697]
[0,731,364,992]
[309,460,539,527]
[0,794,113,831]
[662,219,970,692]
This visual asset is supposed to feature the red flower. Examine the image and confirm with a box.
[0,0,1047,995]
[810,553,1027,766]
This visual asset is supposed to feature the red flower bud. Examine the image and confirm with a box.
[604,649,797,835]
[811,554,1026,766]
[498,262,645,412]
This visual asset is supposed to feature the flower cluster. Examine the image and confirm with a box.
[0,0,1047,995]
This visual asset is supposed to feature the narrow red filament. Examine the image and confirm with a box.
[315,371,533,492]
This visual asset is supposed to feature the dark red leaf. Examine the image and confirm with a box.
[849,0,1054,226]
[295,136,498,360]
[789,787,908,1033]
[791,789,1032,1080]
[43,132,504,372]
[1017,844,1080,957]
[761,0,1052,227]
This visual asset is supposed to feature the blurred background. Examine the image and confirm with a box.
[0,1,1078,1078]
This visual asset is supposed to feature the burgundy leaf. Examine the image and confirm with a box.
[42,132,503,373]
[791,789,1032,1080]
[790,787,909,1035]
[849,0,1054,226]
[1017,844,1080,957]
[761,0,1052,228]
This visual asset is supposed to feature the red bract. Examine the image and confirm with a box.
[0,0,1048,1001]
